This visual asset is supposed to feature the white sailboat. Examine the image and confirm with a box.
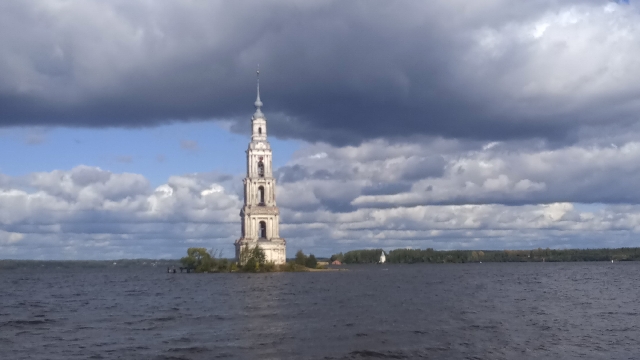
[379,251,386,264]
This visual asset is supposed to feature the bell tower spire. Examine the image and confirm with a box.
[254,67,264,119]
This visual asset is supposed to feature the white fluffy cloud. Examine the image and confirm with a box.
[282,203,640,255]
[276,139,640,209]
[275,138,640,255]
[0,166,242,259]
[3,138,640,259]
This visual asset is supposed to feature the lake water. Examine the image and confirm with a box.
[1,262,639,359]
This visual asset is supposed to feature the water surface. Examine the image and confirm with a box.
[1,262,639,359]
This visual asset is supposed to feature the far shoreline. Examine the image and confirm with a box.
[2,246,640,270]
[330,247,640,265]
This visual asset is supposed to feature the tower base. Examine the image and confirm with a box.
[235,238,286,265]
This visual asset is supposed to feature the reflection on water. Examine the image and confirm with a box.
[1,262,639,359]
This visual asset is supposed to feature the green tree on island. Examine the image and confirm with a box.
[180,248,231,273]
[179,247,325,273]
[240,244,272,272]
[305,254,318,268]
[292,249,322,270]
[295,250,306,266]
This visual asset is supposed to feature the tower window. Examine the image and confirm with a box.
[258,186,265,205]
[259,221,267,238]
[258,127,262,135]
[258,161,264,177]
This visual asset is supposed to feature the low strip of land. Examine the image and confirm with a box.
[331,247,640,264]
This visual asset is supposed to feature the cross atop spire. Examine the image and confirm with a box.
[254,67,264,118]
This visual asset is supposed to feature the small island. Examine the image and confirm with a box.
[179,246,331,273]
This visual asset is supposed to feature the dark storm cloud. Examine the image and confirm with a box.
[0,0,631,145]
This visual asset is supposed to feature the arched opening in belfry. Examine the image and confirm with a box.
[259,221,267,238]
[258,186,265,205]
[258,161,264,177]
[258,127,262,135]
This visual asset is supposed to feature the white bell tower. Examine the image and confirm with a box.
[234,70,286,264]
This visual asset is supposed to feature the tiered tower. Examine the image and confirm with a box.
[235,71,286,264]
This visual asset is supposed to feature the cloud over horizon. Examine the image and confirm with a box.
[3,136,640,259]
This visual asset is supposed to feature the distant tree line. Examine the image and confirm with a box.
[330,249,384,264]
[331,247,640,264]
[0,259,179,270]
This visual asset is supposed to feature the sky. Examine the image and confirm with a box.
[2,0,640,259]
